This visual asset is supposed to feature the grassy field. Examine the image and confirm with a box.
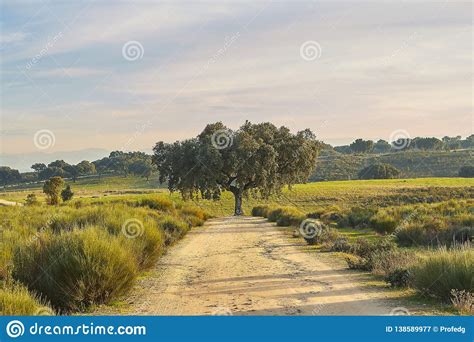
[2,175,472,215]
[1,176,472,315]
[183,177,474,217]
[0,188,207,315]
[0,176,165,202]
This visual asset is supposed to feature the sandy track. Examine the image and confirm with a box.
[101,216,410,315]
[0,199,22,206]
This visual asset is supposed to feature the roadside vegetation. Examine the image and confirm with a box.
[251,193,473,314]
[0,192,209,315]
[0,124,472,316]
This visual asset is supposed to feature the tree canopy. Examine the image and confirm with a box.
[458,166,474,178]
[0,166,21,188]
[152,121,321,215]
[358,163,401,180]
[350,139,374,154]
[43,176,65,205]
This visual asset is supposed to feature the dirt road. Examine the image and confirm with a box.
[0,199,22,206]
[101,216,413,315]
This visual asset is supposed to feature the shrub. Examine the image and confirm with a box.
[371,249,415,277]
[345,238,397,271]
[346,207,376,228]
[307,205,343,224]
[25,194,39,206]
[410,247,473,301]
[395,217,449,247]
[180,206,207,221]
[315,228,343,249]
[179,205,208,226]
[137,196,174,211]
[444,226,473,245]
[0,284,53,315]
[450,289,473,314]
[370,210,398,234]
[121,221,164,270]
[158,215,190,245]
[267,207,285,222]
[300,219,328,245]
[43,176,65,205]
[358,163,401,179]
[252,205,271,217]
[267,206,304,224]
[385,269,412,288]
[458,166,474,178]
[330,237,352,252]
[275,207,305,227]
[12,227,138,312]
[350,237,396,258]
[61,185,74,202]
[181,214,204,227]
[345,254,368,270]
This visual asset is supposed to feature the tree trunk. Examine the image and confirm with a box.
[233,190,244,216]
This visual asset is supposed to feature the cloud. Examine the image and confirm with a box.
[0,31,28,45]
[32,67,109,78]
[0,1,472,155]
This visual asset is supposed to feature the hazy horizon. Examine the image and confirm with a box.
[1,129,472,173]
[1,1,472,157]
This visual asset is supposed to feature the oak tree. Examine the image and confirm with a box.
[152,121,320,215]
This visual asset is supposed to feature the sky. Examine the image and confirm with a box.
[0,0,472,163]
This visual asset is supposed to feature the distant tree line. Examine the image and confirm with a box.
[0,151,156,188]
[333,135,474,155]
[0,133,472,188]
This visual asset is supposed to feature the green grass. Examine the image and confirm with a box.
[336,227,380,242]
[2,176,472,212]
[411,247,473,301]
[1,175,472,314]
[0,175,166,202]
[0,284,53,315]
[0,192,208,314]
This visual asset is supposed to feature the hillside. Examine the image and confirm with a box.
[310,149,473,181]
